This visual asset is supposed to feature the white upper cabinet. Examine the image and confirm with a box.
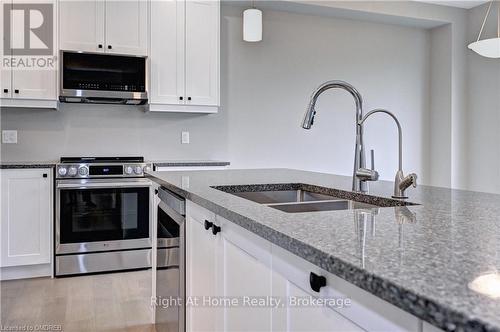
[59,0,148,56]
[59,0,105,53]
[0,0,12,99]
[105,0,148,55]
[149,0,220,112]
[185,0,219,106]
[1,0,57,106]
[150,0,185,105]
[0,169,52,268]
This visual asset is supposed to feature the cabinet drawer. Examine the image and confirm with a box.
[186,200,215,225]
[272,244,420,332]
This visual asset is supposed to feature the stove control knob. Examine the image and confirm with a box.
[78,166,89,176]
[134,166,143,175]
[58,166,67,177]
[143,165,151,173]
[124,166,133,175]
[68,166,78,177]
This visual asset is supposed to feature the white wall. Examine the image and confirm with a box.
[465,2,500,193]
[223,5,432,183]
[0,104,228,162]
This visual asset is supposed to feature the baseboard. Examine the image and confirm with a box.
[0,264,52,280]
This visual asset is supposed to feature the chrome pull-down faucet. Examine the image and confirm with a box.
[301,80,373,192]
[358,109,417,199]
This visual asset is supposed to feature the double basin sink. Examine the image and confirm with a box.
[213,184,415,213]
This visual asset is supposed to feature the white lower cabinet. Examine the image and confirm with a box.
[186,201,218,331]
[0,169,53,280]
[186,201,432,332]
[217,215,273,332]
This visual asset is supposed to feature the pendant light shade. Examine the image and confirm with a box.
[243,8,262,42]
[468,37,500,58]
[468,1,500,58]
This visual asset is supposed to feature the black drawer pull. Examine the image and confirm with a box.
[14,89,19,94]
[108,45,112,49]
[309,272,326,292]
[204,220,213,230]
[188,97,192,101]
[212,224,221,235]
[179,96,183,101]
[98,44,103,48]
[42,173,47,178]
[3,89,8,93]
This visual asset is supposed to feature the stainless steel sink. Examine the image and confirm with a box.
[230,190,338,204]
[229,189,378,213]
[269,200,378,213]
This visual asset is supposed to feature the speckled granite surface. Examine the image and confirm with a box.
[0,161,56,169]
[153,160,230,168]
[147,168,500,332]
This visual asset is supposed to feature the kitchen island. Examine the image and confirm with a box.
[147,168,500,332]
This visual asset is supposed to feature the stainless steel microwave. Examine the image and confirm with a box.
[59,51,148,105]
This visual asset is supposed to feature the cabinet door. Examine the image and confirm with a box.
[0,0,12,99]
[150,0,185,105]
[105,0,148,55]
[0,169,52,267]
[186,201,218,332]
[59,0,105,52]
[11,0,57,100]
[217,216,273,332]
[185,0,219,106]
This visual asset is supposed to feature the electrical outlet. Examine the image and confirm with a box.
[181,131,190,144]
[2,130,17,144]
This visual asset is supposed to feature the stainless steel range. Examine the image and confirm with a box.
[55,157,153,276]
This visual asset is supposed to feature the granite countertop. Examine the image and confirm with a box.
[0,161,57,169]
[153,160,230,167]
[147,168,500,332]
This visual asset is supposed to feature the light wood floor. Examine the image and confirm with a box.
[1,270,155,332]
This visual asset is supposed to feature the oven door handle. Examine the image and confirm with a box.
[56,180,152,189]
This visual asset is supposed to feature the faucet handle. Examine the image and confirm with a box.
[356,150,379,182]
[370,149,375,171]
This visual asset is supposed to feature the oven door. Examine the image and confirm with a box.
[56,178,153,254]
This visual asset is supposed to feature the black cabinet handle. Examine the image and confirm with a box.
[188,97,192,101]
[179,96,184,101]
[98,44,103,49]
[309,272,326,292]
[212,224,221,235]
[42,173,47,178]
[204,220,213,230]
[14,89,19,94]
[3,89,8,93]
[108,45,112,49]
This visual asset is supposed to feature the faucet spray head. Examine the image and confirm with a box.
[302,102,316,129]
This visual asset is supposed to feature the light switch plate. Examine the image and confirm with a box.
[2,130,18,144]
[181,131,190,144]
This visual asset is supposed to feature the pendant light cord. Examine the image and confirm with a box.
[477,1,493,42]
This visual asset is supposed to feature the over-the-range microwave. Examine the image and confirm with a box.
[59,51,148,105]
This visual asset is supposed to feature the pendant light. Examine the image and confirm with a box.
[243,1,262,42]
[468,1,500,58]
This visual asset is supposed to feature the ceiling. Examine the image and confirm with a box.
[413,0,489,9]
